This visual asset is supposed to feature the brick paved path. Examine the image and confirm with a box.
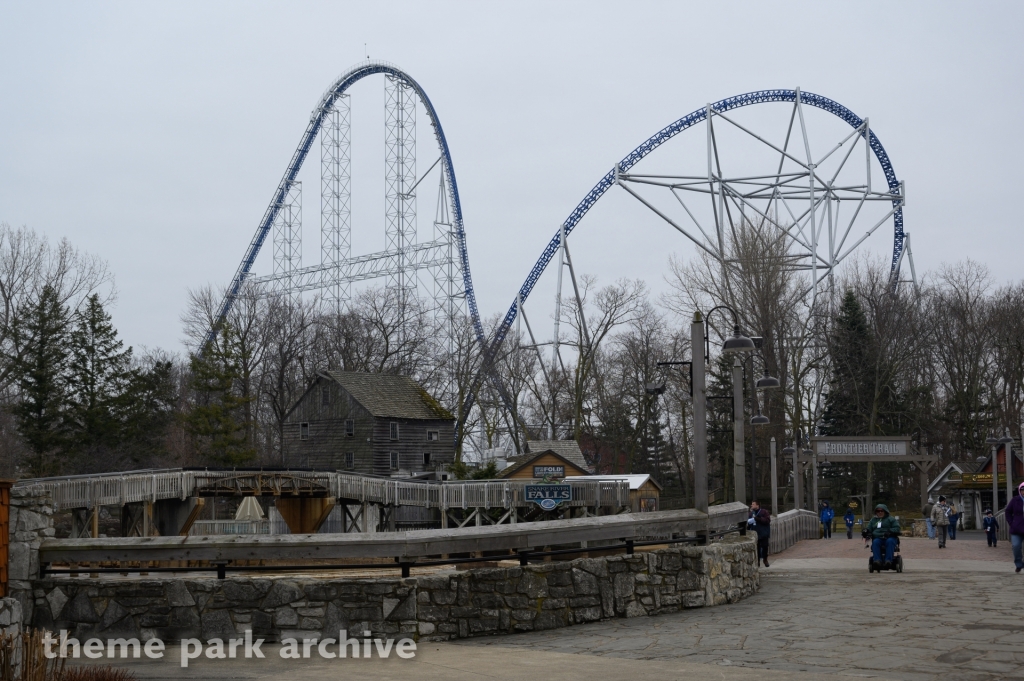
[777,529,1012,562]
[464,535,1024,680]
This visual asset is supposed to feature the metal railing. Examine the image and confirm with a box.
[16,469,632,513]
[768,509,820,554]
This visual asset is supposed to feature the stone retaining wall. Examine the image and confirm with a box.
[31,536,757,642]
[0,598,22,637]
[10,487,55,624]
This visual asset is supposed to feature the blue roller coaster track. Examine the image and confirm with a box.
[489,88,904,353]
[210,61,483,348]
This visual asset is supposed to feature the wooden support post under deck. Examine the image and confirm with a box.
[178,498,205,537]
[276,497,337,534]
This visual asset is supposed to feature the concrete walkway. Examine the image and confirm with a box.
[75,535,1024,681]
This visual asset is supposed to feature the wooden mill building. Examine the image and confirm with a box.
[282,371,455,476]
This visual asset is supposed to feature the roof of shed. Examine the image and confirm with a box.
[323,371,454,421]
[526,440,590,471]
[496,449,591,479]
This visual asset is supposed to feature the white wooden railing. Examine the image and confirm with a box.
[16,469,631,513]
[994,509,1010,542]
[768,509,820,555]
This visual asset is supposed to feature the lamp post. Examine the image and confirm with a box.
[806,444,817,513]
[712,312,755,504]
[696,306,754,504]
[692,312,708,517]
[1001,429,1014,512]
[770,437,778,516]
[783,444,798,511]
[986,432,1000,513]
[692,306,778,511]
[749,346,778,503]
[645,381,666,477]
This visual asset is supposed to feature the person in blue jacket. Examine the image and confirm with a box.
[820,501,834,539]
[983,509,999,547]
[843,506,856,539]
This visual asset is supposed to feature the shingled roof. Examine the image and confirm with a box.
[324,371,454,420]
[526,440,590,472]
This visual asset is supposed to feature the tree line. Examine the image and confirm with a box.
[2,219,1021,513]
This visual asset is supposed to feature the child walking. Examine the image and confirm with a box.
[983,509,999,547]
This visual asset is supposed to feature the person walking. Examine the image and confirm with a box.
[748,500,772,568]
[923,497,936,540]
[948,501,959,540]
[864,504,901,568]
[1005,482,1024,573]
[844,506,856,539]
[820,501,834,539]
[932,496,951,548]
[983,509,999,548]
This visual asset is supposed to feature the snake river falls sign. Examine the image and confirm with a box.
[525,484,572,510]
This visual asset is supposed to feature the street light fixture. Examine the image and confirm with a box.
[756,369,781,390]
[645,381,666,396]
[750,412,769,426]
[722,325,756,354]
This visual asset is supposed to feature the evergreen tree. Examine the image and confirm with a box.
[64,294,134,463]
[186,325,255,465]
[821,290,874,436]
[14,285,71,476]
[119,359,177,463]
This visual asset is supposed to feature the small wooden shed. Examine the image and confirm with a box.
[568,474,662,512]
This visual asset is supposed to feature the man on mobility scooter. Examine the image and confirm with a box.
[862,504,903,573]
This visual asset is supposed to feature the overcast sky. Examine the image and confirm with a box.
[1,1,1021,355]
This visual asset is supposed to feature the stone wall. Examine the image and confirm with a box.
[31,535,756,642]
[0,598,22,637]
[9,487,54,624]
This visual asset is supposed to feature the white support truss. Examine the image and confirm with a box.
[321,94,351,311]
[273,181,302,276]
[384,75,417,304]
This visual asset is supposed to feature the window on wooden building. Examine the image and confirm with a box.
[390,451,399,470]
[389,422,399,440]
[345,452,354,469]
[345,419,355,436]
[300,423,310,440]
[423,452,431,466]
[427,430,439,442]
[320,386,331,406]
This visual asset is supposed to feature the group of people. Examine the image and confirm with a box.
[746,480,1024,573]
[817,501,859,539]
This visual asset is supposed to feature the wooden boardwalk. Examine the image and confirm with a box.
[15,469,631,512]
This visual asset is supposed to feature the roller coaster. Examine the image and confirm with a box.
[212,60,911,443]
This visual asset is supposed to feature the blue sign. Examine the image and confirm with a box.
[525,484,571,510]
